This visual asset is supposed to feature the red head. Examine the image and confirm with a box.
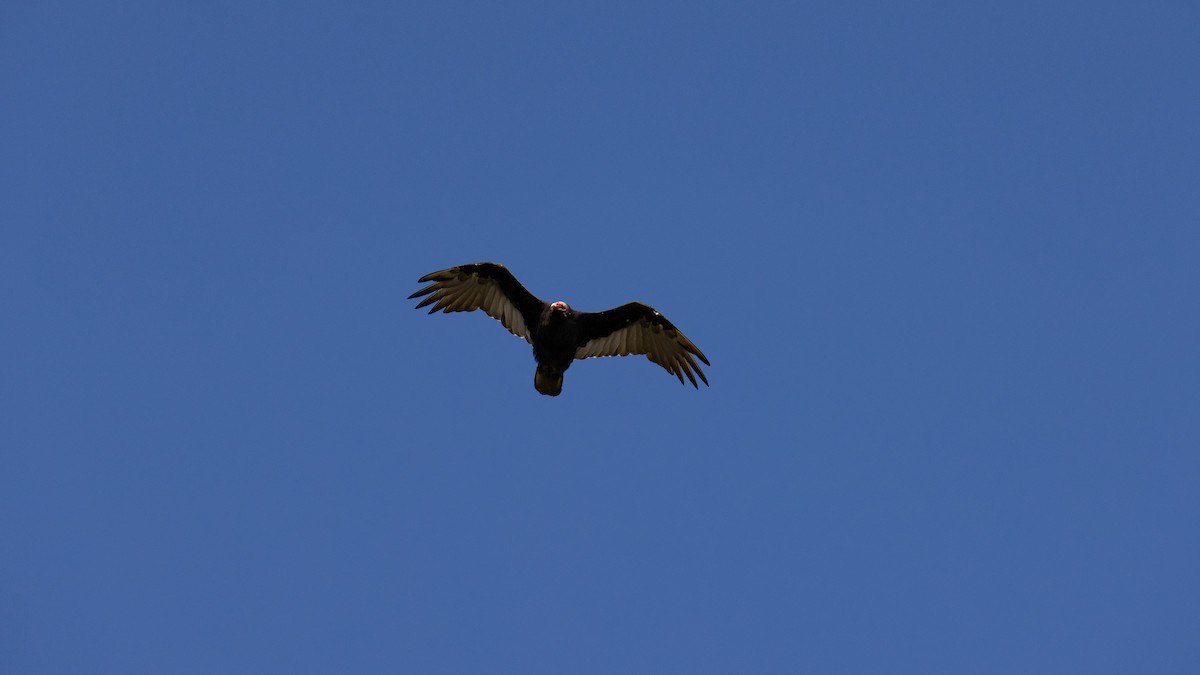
[550,301,570,314]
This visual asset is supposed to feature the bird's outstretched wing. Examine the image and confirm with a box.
[408,263,546,343]
[575,302,710,388]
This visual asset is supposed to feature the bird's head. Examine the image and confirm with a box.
[551,301,570,314]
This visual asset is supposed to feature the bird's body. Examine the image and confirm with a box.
[408,262,709,396]
[530,302,580,395]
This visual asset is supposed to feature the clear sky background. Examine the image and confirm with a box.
[3,2,1197,673]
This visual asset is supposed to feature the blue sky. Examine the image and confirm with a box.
[3,1,1197,672]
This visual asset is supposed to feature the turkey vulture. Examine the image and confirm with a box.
[408,262,710,396]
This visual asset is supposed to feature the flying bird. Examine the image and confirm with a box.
[408,262,710,396]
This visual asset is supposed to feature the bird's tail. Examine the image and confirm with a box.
[534,365,563,396]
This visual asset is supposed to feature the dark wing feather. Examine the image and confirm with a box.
[575,302,710,388]
[408,263,545,343]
